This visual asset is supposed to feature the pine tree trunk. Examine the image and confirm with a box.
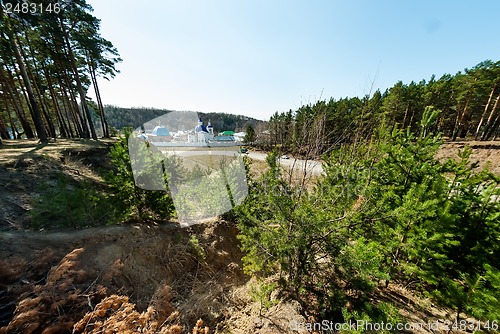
[0,66,34,138]
[402,104,409,128]
[62,69,88,137]
[59,16,97,140]
[15,71,35,121]
[20,32,57,138]
[0,114,10,139]
[23,55,56,138]
[43,66,70,138]
[8,30,47,142]
[62,79,84,137]
[453,86,475,141]
[481,92,500,141]
[4,102,19,138]
[0,64,28,138]
[53,54,83,137]
[493,127,500,141]
[58,84,76,138]
[10,57,39,131]
[56,75,75,137]
[65,69,89,138]
[58,92,74,137]
[89,61,109,137]
[408,107,416,130]
[485,107,500,141]
[475,83,497,140]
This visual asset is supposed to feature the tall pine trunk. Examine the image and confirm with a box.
[0,65,34,138]
[481,92,500,141]
[453,82,476,141]
[43,65,70,138]
[59,16,97,140]
[0,114,10,139]
[61,68,88,137]
[6,31,47,142]
[89,60,109,137]
[21,32,57,138]
[57,82,78,138]
[475,82,497,140]
[0,91,19,139]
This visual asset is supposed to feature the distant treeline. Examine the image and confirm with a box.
[103,105,267,133]
[267,60,500,156]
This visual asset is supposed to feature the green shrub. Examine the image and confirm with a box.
[236,124,500,323]
[341,302,401,334]
[249,280,278,315]
[188,235,206,261]
[105,127,176,222]
[31,176,114,229]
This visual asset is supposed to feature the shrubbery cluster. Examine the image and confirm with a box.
[236,115,500,326]
[105,127,175,222]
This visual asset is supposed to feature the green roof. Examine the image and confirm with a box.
[221,130,235,135]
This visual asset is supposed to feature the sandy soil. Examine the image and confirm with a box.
[0,219,250,333]
[436,140,500,174]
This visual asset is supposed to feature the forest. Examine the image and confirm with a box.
[266,60,500,157]
[0,0,120,143]
[103,105,266,134]
[247,59,500,327]
[0,0,264,143]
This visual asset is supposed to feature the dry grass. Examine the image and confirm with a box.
[246,157,268,178]
[0,244,213,334]
[0,221,244,333]
[0,257,25,284]
[72,288,188,334]
[3,248,105,333]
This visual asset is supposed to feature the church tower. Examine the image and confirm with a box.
[207,120,214,136]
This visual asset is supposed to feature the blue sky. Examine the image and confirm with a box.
[87,0,500,121]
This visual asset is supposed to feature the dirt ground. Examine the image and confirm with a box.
[1,139,499,333]
[0,219,249,333]
[436,140,500,174]
[0,139,114,231]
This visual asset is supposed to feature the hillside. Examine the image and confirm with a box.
[103,105,267,133]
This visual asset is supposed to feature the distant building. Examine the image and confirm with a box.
[140,117,240,146]
[194,118,214,143]
[151,126,171,137]
[207,120,214,136]
[194,119,208,134]
[146,125,172,142]
[214,135,235,142]
[233,132,246,142]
